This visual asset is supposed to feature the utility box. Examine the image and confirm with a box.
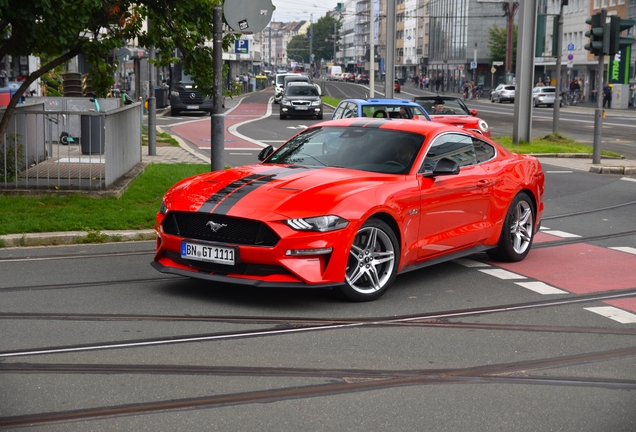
[611,83,629,109]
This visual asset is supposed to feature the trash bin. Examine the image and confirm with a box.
[155,87,168,108]
[80,115,105,155]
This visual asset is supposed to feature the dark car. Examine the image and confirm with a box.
[413,95,490,137]
[280,82,323,120]
[394,79,401,93]
[356,73,369,84]
[346,73,356,83]
[331,98,431,121]
[169,82,213,116]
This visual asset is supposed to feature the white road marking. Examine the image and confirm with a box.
[609,247,636,255]
[621,177,636,183]
[479,269,527,280]
[541,230,581,238]
[453,258,490,268]
[584,307,636,324]
[515,281,568,295]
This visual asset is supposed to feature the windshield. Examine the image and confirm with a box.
[416,99,469,116]
[266,127,425,174]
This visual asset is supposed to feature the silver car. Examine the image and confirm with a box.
[532,86,561,107]
[490,84,515,103]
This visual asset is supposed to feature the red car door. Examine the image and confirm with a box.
[416,133,495,260]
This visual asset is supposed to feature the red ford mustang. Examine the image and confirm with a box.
[152,118,544,301]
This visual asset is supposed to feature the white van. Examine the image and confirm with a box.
[327,66,342,81]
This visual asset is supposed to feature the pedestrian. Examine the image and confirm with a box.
[603,83,612,108]
[632,85,636,108]
[535,78,544,87]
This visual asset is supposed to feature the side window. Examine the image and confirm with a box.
[333,103,347,119]
[422,133,476,172]
[343,102,357,118]
[473,139,496,163]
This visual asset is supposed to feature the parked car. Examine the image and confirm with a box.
[169,81,213,116]
[356,73,369,84]
[152,117,545,302]
[532,86,561,107]
[490,84,516,103]
[279,82,323,120]
[413,95,490,138]
[394,79,401,93]
[331,98,431,121]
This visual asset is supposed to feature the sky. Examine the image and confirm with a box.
[270,0,341,23]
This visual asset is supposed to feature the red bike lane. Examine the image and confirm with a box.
[169,100,270,150]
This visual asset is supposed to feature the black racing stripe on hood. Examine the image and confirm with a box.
[212,166,312,215]
[197,167,289,214]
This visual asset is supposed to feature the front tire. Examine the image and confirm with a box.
[339,218,399,302]
[487,192,535,262]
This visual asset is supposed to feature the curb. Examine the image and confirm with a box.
[0,229,155,248]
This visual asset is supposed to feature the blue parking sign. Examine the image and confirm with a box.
[235,40,249,54]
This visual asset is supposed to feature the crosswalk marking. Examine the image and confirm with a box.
[540,230,581,238]
[609,246,636,255]
[515,281,568,295]
[479,269,526,280]
[584,307,636,324]
[453,258,490,268]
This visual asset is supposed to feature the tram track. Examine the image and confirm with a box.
[1,346,635,429]
[2,288,635,359]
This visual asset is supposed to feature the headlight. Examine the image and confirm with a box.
[170,91,180,97]
[285,215,349,232]
[311,100,322,106]
[281,98,290,105]
[159,201,168,215]
[479,120,489,132]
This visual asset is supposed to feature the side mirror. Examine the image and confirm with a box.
[258,145,274,161]
[423,157,460,177]
[470,109,478,116]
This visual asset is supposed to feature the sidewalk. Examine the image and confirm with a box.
[1,89,635,248]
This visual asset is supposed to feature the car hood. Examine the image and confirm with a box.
[163,164,396,218]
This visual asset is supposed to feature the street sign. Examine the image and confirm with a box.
[234,39,249,54]
[567,43,575,51]
[470,61,477,69]
[491,67,496,74]
[567,53,574,61]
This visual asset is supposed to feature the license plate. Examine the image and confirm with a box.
[181,242,236,265]
[186,105,199,109]
[295,106,308,110]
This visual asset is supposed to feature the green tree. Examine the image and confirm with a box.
[0,0,238,138]
[487,23,518,69]
[286,15,340,65]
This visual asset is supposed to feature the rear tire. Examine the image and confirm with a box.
[339,218,399,302]
[487,192,535,262]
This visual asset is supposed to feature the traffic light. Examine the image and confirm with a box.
[608,16,635,56]
[584,11,605,56]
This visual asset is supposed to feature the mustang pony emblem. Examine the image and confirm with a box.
[206,221,227,232]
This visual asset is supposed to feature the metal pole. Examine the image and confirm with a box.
[369,3,375,98]
[148,16,156,156]
[211,5,224,172]
[385,0,396,98]
[309,14,313,77]
[552,2,564,134]
[513,0,538,144]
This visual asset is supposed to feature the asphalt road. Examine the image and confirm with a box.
[1,84,635,431]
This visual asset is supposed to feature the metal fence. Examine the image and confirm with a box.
[0,98,142,191]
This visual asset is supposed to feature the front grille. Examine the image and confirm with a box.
[162,212,280,246]
[179,91,205,105]
[292,100,311,106]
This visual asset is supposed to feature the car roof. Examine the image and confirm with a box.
[413,95,460,101]
[287,82,314,86]
[340,98,423,107]
[318,116,462,135]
